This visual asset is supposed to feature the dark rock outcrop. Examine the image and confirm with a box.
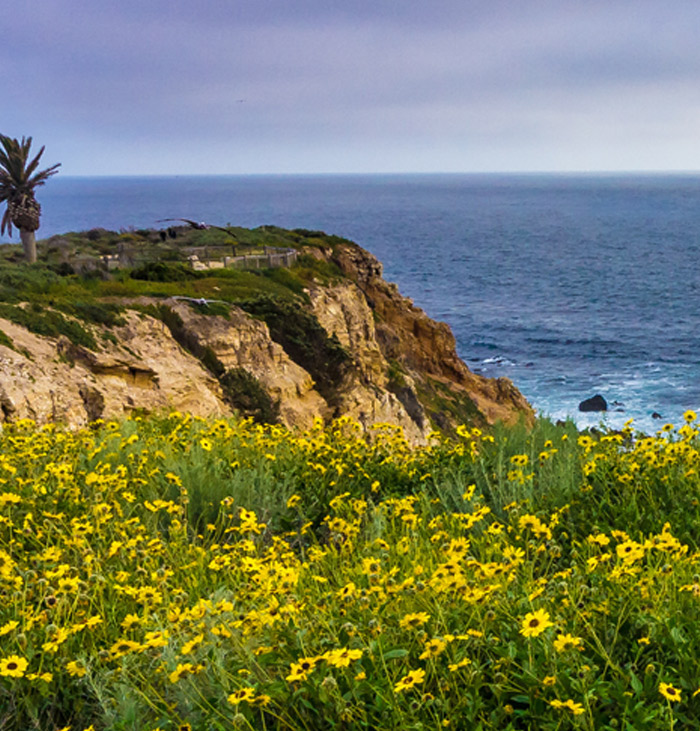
[579,394,608,412]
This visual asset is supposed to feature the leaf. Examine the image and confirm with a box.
[629,671,643,694]
[510,694,531,706]
[670,626,687,644]
[382,648,409,661]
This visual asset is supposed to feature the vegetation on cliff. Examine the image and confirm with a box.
[0,225,531,434]
[1,412,700,729]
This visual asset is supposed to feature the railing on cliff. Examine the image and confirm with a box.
[97,246,298,272]
[188,247,298,271]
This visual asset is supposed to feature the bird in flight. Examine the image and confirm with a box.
[157,218,210,230]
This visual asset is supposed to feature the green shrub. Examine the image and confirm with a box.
[186,300,231,318]
[0,328,14,351]
[238,294,350,403]
[56,301,126,328]
[130,261,201,282]
[0,263,62,302]
[150,305,278,424]
[293,253,344,284]
[219,367,279,424]
[0,303,98,350]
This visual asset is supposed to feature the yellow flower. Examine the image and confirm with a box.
[519,609,554,638]
[684,410,697,423]
[66,661,87,678]
[227,687,256,705]
[27,671,53,683]
[169,663,196,683]
[616,540,644,563]
[199,438,212,451]
[286,494,301,509]
[0,655,28,678]
[399,612,430,630]
[542,675,557,686]
[109,639,142,658]
[549,699,585,715]
[448,658,472,672]
[324,648,363,668]
[121,614,142,631]
[553,633,584,653]
[394,668,426,693]
[179,633,204,655]
[659,682,682,702]
[285,656,320,683]
[0,620,19,636]
[419,638,447,660]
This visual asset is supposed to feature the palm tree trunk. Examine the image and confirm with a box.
[19,229,37,264]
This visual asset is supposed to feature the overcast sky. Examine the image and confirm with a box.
[4,1,700,175]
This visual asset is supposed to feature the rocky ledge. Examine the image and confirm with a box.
[0,238,533,440]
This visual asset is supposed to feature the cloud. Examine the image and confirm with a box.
[4,0,700,173]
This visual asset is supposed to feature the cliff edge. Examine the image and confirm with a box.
[0,227,534,439]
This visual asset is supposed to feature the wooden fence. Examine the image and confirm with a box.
[189,248,298,271]
[96,246,299,272]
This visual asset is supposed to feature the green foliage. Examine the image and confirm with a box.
[130,261,202,282]
[0,302,97,350]
[185,300,231,318]
[219,367,279,424]
[417,376,482,433]
[0,262,62,302]
[55,301,126,328]
[4,414,700,729]
[239,294,350,403]
[386,359,407,390]
[0,327,14,350]
[260,265,308,296]
[292,253,344,285]
[149,305,278,424]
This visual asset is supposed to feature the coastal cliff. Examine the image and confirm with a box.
[0,227,533,438]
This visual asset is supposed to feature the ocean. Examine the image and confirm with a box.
[4,173,700,433]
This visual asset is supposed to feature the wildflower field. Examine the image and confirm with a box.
[2,412,700,730]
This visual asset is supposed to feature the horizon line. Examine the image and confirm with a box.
[50,169,700,179]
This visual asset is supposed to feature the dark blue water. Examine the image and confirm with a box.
[4,173,700,432]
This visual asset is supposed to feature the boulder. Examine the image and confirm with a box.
[579,394,608,412]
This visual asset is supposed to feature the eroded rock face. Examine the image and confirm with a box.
[164,300,329,430]
[0,311,227,426]
[0,242,534,438]
[328,242,535,429]
[307,282,430,442]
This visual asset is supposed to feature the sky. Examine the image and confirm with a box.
[4,0,700,175]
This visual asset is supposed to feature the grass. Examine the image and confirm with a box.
[2,412,700,729]
[0,224,352,359]
[0,226,351,331]
[0,302,98,350]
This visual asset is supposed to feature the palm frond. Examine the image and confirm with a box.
[0,133,60,236]
[0,134,60,191]
[0,207,12,236]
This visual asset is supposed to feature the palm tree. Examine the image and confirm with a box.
[0,135,60,263]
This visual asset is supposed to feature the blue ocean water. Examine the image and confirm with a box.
[4,173,700,433]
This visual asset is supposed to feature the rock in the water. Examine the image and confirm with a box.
[579,394,608,412]
[651,412,663,420]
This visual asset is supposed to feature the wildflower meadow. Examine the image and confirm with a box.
[2,411,700,730]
